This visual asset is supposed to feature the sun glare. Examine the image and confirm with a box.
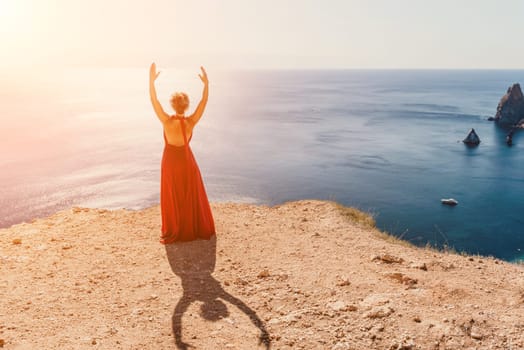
[0,0,21,32]
[0,0,40,69]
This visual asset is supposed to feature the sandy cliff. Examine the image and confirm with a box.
[1,200,523,349]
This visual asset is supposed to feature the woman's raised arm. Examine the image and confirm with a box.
[149,63,169,124]
[188,66,209,127]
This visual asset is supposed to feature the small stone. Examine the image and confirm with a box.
[62,243,73,250]
[365,306,394,319]
[372,254,404,264]
[131,308,143,316]
[410,262,427,271]
[0,339,4,347]
[270,334,281,341]
[371,323,385,333]
[336,278,351,287]
[386,272,418,286]
[328,300,346,312]
[470,327,483,340]
[331,341,350,350]
[281,313,298,324]
[12,238,22,245]
[91,339,97,345]
[413,316,421,323]
[346,305,358,312]
[471,332,482,340]
[234,278,248,286]
[258,269,270,278]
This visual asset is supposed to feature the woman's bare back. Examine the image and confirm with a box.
[163,117,193,147]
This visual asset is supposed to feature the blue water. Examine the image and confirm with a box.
[1,69,524,261]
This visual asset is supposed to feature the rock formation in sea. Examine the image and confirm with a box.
[463,128,480,145]
[494,83,524,126]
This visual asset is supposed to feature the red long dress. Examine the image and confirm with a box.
[160,116,216,244]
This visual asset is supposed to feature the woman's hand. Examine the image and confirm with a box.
[149,62,169,124]
[198,66,208,85]
[187,66,209,127]
[150,62,161,82]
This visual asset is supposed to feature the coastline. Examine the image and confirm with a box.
[1,200,523,349]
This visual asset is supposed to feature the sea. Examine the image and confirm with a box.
[1,68,524,262]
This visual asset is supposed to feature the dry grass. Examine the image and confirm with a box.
[332,202,376,228]
[332,202,419,248]
[372,229,416,248]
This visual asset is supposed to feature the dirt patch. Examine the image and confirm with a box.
[1,200,524,349]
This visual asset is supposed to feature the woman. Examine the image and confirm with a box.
[149,62,216,244]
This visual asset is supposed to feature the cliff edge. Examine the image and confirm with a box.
[1,201,523,349]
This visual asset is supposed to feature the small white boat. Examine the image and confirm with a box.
[441,198,458,206]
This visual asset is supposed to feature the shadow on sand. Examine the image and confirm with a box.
[165,235,271,349]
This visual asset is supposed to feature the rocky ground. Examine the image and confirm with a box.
[1,200,524,349]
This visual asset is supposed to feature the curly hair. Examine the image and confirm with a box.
[170,92,189,114]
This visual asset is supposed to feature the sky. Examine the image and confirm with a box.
[1,0,524,71]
